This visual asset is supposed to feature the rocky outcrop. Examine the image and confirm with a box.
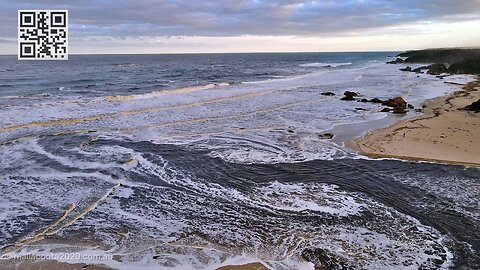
[426,63,448,75]
[448,60,480,74]
[340,96,355,101]
[340,91,358,101]
[369,98,382,103]
[412,66,428,73]
[392,107,407,114]
[379,97,409,114]
[344,91,358,97]
[398,49,480,65]
[321,92,336,96]
[395,49,480,74]
[382,97,407,108]
[369,98,383,103]
[399,66,412,72]
[387,58,404,64]
[462,98,480,113]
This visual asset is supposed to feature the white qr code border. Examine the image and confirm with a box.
[18,10,68,60]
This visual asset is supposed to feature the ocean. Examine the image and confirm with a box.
[0,52,478,269]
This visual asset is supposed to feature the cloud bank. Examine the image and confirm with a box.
[0,0,479,53]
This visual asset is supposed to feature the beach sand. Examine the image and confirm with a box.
[350,78,480,167]
[0,259,113,270]
[0,259,269,270]
[215,262,270,270]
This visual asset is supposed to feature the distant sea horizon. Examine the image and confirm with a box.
[1,45,477,56]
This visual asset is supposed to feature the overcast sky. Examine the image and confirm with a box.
[1,0,480,54]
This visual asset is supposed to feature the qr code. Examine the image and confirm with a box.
[18,10,68,60]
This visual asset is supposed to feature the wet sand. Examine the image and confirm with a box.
[216,262,270,270]
[0,260,269,270]
[351,78,480,167]
[0,259,113,270]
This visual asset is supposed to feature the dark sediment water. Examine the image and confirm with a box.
[1,134,478,269]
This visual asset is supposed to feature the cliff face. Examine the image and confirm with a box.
[395,49,480,74]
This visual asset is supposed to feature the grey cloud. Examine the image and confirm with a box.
[0,0,479,39]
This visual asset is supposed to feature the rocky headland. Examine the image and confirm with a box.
[352,48,480,167]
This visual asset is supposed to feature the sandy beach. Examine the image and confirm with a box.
[216,262,269,270]
[351,77,480,167]
[0,259,113,270]
[0,260,269,270]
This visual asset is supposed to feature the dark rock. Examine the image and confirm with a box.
[422,104,427,108]
[414,109,423,112]
[369,98,383,103]
[407,104,414,109]
[393,106,407,114]
[399,66,412,72]
[341,91,358,101]
[427,63,448,75]
[462,98,480,112]
[397,49,480,75]
[287,128,295,133]
[412,66,428,73]
[448,59,480,74]
[382,97,407,108]
[344,91,358,97]
[360,98,368,102]
[301,248,353,270]
[321,92,336,96]
[387,58,404,64]
[319,133,334,139]
[398,48,480,65]
[380,108,391,112]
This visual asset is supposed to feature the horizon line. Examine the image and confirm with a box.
[2,46,478,56]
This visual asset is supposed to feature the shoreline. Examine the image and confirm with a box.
[349,77,480,168]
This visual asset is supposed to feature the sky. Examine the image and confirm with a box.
[1,0,480,54]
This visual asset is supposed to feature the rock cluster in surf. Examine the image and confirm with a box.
[338,90,412,114]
